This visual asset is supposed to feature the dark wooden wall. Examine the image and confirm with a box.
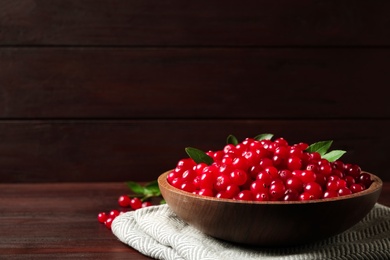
[1,0,389,182]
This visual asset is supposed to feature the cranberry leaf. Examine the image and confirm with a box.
[322,150,346,162]
[305,140,333,156]
[254,133,274,141]
[126,181,146,195]
[144,180,161,196]
[227,134,238,145]
[185,147,214,165]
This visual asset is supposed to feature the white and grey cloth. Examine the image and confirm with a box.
[112,203,390,260]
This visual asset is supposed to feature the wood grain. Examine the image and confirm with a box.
[0,48,389,118]
[1,0,389,46]
[0,182,153,259]
[0,120,389,183]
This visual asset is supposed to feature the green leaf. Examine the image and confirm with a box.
[322,150,346,162]
[226,134,239,145]
[185,147,214,165]
[305,140,333,156]
[254,133,274,141]
[126,181,146,195]
[144,180,161,196]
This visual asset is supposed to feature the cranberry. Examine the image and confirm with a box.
[118,195,131,207]
[285,176,304,193]
[97,212,107,223]
[142,201,153,208]
[287,156,302,171]
[350,183,364,193]
[254,192,269,201]
[256,171,272,187]
[250,180,269,193]
[129,197,142,210]
[338,187,353,196]
[358,172,373,188]
[235,190,254,201]
[269,180,286,200]
[304,182,323,199]
[229,169,248,186]
[199,172,215,190]
[109,210,120,218]
[323,190,338,199]
[180,181,196,193]
[104,217,114,229]
[197,188,214,197]
[214,174,232,192]
[299,170,317,183]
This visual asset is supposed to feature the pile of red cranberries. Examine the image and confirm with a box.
[167,137,373,201]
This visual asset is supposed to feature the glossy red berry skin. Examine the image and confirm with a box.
[109,209,120,218]
[229,169,248,186]
[97,212,107,223]
[235,190,254,201]
[104,217,114,229]
[142,201,153,208]
[118,195,131,207]
[304,182,323,199]
[129,197,143,210]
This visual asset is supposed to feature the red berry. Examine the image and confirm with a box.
[197,188,214,197]
[323,190,338,199]
[349,183,364,194]
[338,187,353,196]
[250,180,269,194]
[235,190,254,201]
[225,184,240,198]
[285,176,304,193]
[130,197,143,210]
[109,209,120,218]
[287,156,302,171]
[118,195,131,207]
[304,182,323,199]
[254,192,270,201]
[97,212,107,223]
[283,189,299,201]
[229,169,248,186]
[142,201,153,208]
[299,170,316,183]
[214,174,232,192]
[299,191,315,201]
[104,217,114,229]
[180,181,196,193]
[269,180,285,200]
[358,172,372,188]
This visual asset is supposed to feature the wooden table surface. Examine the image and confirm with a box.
[0,182,389,259]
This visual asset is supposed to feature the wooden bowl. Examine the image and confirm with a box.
[158,171,383,247]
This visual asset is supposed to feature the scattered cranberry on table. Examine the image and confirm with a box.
[98,195,154,230]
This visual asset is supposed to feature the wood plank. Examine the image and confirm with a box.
[0,119,389,182]
[1,0,390,46]
[1,48,389,118]
[0,182,153,259]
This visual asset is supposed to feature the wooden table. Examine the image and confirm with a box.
[1,182,389,259]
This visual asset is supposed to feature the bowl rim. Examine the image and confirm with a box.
[158,170,383,205]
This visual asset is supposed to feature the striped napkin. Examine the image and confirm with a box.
[112,203,390,260]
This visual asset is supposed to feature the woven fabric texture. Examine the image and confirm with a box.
[112,203,390,260]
